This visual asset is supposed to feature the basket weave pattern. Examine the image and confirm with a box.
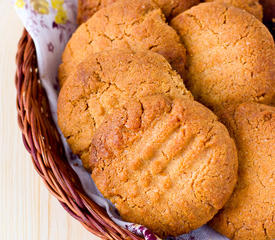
[15,29,143,240]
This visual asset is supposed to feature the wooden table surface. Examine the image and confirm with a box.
[0,2,100,240]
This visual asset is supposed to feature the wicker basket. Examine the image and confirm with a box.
[15,21,275,240]
[15,29,143,240]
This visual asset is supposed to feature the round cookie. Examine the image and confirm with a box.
[57,49,192,171]
[60,0,187,86]
[204,0,263,20]
[91,96,238,237]
[77,0,117,24]
[171,2,275,115]
[156,0,200,20]
[209,103,275,240]
[77,0,200,24]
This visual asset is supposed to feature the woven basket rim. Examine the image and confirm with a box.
[15,28,144,240]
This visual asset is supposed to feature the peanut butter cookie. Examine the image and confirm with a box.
[77,0,200,24]
[77,0,116,24]
[171,2,275,115]
[60,0,187,86]
[91,96,238,237]
[204,0,263,20]
[57,49,191,170]
[210,103,275,240]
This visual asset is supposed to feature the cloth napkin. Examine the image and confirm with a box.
[14,1,228,239]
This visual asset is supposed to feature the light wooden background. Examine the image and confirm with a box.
[0,2,100,240]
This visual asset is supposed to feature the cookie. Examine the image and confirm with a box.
[57,49,191,170]
[171,2,275,115]
[77,0,116,24]
[77,0,200,24]
[156,0,200,20]
[209,103,275,240]
[91,96,238,237]
[204,0,263,20]
[59,0,187,86]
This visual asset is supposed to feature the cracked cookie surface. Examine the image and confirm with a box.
[171,2,275,116]
[59,0,187,86]
[77,0,200,24]
[91,96,238,237]
[204,0,263,20]
[57,49,192,171]
[209,103,275,240]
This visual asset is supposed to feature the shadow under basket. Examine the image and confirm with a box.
[15,29,143,240]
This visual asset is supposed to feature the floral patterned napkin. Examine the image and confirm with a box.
[13,1,228,239]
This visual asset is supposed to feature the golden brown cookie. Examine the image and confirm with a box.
[171,2,275,115]
[59,0,187,86]
[77,0,116,24]
[204,0,263,20]
[77,0,200,24]
[57,49,192,170]
[209,103,275,240]
[91,96,238,237]
[156,0,200,20]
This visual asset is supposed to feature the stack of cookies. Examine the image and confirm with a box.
[57,0,275,239]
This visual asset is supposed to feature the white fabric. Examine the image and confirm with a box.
[14,1,228,239]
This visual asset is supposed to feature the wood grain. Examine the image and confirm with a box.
[0,2,100,240]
